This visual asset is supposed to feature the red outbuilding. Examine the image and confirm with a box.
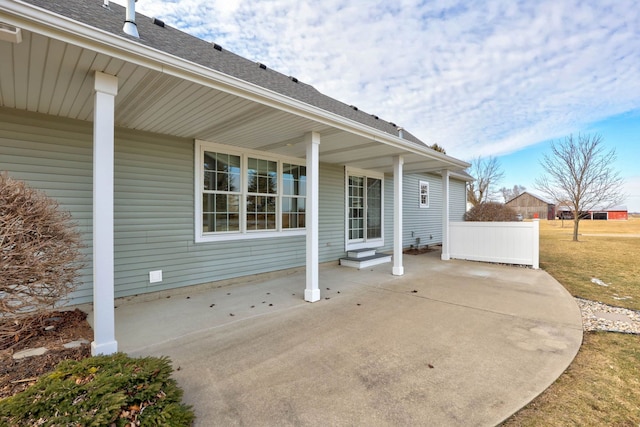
[587,206,628,220]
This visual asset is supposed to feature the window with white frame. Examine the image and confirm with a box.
[282,163,306,229]
[345,168,384,249]
[246,157,278,231]
[196,140,306,241]
[419,180,430,208]
[203,151,241,232]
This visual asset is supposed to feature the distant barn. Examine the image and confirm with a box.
[552,205,628,220]
[586,206,628,220]
[505,192,556,220]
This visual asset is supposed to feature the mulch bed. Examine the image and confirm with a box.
[403,246,435,255]
[0,309,93,399]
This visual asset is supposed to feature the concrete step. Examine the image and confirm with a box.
[340,253,392,269]
[346,248,377,259]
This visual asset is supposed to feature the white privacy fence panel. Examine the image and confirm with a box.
[449,220,539,269]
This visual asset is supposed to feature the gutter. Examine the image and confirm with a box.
[1,0,469,171]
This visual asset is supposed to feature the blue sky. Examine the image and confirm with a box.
[120,0,640,211]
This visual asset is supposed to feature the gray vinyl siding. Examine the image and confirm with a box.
[381,176,394,252]
[449,178,467,221]
[401,173,444,247]
[1,107,467,305]
[0,108,348,305]
[0,108,94,303]
[382,172,467,251]
[319,164,346,260]
[382,172,443,251]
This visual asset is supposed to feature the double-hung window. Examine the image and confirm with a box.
[282,163,306,229]
[203,151,241,233]
[246,157,278,231]
[196,140,306,242]
[419,180,430,208]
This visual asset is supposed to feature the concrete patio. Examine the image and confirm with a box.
[87,250,583,426]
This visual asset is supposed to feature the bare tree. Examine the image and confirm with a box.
[466,156,505,207]
[1,173,83,337]
[499,184,527,203]
[535,134,625,241]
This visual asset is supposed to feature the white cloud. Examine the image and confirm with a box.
[623,176,640,213]
[123,0,640,163]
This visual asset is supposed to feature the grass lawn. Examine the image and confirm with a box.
[539,217,640,311]
[503,217,640,426]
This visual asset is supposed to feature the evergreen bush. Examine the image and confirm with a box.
[0,353,194,426]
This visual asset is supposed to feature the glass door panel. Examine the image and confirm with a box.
[348,175,382,242]
[366,178,382,239]
[348,176,364,240]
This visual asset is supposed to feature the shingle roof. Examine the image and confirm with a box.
[506,191,553,205]
[23,0,428,147]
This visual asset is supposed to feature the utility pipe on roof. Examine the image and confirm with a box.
[398,127,404,139]
[123,0,139,38]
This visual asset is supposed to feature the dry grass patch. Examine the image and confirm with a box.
[539,218,640,310]
[554,216,640,234]
[503,332,640,426]
[504,217,640,425]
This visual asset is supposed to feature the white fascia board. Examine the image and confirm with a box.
[3,1,469,171]
[439,170,475,182]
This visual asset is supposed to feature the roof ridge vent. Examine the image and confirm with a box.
[212,43,222,51]
[371,114,379,120]
[257,62,267,70]
[350,105,358,111]
[289,76,299,83]
[152,18,165,27]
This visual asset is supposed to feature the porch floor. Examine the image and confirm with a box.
[84,250,582,426]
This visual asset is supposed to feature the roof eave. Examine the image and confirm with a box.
[3,0,469,171]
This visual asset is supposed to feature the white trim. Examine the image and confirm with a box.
[344,167,385,251]
[346,166,384,180]
[393,156,404,276]
[441,170,451,261]
[340,254,392,269]
[532,219,540,269]
[194,139,306,243]
[91,71,118,356]
[347,240,384,251]
[419,180,430,208]
[305,132,320,302]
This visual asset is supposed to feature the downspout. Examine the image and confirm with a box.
[123,0,139,38]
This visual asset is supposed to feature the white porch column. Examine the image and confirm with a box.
[392,155,404,275]
[91,71,118,355]
[441,170,451,261]
[304,131,321,302]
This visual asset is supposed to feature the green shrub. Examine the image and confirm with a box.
[0,353,194,426]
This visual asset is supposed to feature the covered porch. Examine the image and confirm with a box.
[1,0,469,355]
[81,250,583,425]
